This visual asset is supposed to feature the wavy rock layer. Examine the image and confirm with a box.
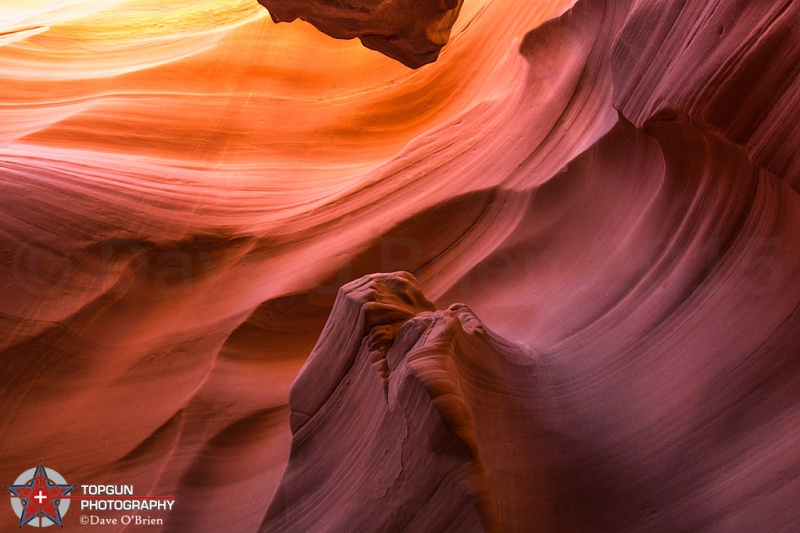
[0,0,799,531]
[263,0,800,531]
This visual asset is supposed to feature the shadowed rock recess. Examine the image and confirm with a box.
[257,0,464,68]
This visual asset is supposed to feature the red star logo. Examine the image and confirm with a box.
[7,462,73,529]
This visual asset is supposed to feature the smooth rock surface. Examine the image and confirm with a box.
[0,0,798,531]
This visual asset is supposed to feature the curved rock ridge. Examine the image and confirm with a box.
[1,0,799,531]
[257,0,465,68]
[440,114,800,531]
[610,0,800,190]
[263,272,562,532]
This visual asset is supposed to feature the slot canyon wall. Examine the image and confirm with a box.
[1,0,799,531]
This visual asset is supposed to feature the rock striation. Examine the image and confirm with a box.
[1,0,799,531]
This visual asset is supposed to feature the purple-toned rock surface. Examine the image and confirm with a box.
[1,0,799,531]
[260,0,800,530]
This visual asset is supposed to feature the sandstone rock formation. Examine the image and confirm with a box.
[257,0,465,68]
[0,0,798,531]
